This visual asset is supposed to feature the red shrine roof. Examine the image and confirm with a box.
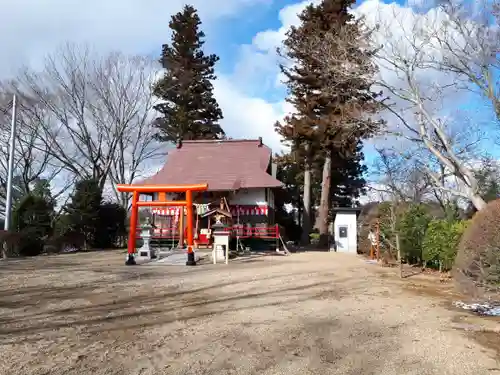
[140,139,283,191]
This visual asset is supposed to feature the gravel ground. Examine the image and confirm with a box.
[0,251,498,375]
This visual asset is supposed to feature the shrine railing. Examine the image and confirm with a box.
[135,224,280,240]
[223,224,279,239]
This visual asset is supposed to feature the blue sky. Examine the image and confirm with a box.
[211,0,386,71]
[200,0,496,166]
[0,0,495,174]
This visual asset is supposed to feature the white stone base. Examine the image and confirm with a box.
[154,252,200,265]
[212,247,226,262]
[136,246,156,260]
[211,245,228,264]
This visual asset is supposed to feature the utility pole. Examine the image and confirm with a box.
[3,94,17,258]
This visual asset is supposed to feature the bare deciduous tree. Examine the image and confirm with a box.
[436,0,500,119]
[370,147,403,277]
[306,4,494,210]
[6,44,162,196]
[109,119,165,209]
[0,94,71,213]
[364,5,489,210]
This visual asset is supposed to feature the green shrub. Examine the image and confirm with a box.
[422,219,468,271]
[454,199,500,299]
[397,204,431,264]
[93,202,127,248]
[310,232,320,244]
[13,193,54,256]
[64,179,102,249]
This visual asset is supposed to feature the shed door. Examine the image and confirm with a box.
[337,225,349,252]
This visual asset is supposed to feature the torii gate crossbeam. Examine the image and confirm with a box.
[116,183,209,266]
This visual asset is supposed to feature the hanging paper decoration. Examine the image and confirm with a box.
[154,205,269,216]
[152,207,187,216]
[229,205,269,216]
[195,203,210,215]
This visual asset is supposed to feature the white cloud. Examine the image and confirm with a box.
[219,0,466,160]
[352,0,484,156]
[229,0,468,155]
[0,0,270,77]
[230,44,279,96]
[358,182,391,204]
[0,0,285,181]
[2,0,481,186]
[217,0,320,151]
[228,0,320,97]
[214,76,292,153]
[252,0,320,53]
[354,0,461,89]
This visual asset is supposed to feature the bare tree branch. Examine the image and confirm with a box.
[0,92,68,213]
[364,5,488,209]
[6,44,161,194]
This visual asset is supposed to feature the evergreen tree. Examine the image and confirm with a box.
[94,202,127,248]
[31,178,54,203]
[275,153,304,243]
[464,163,500,218]
[153,5,224,142]
[329,141,367,209]
[64,179,102,249]
[13,187,55,256]
[276,0,382,247]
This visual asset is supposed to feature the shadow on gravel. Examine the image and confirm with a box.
[0,258,350,346]
[0,281,344,343]
[0,252,448,375]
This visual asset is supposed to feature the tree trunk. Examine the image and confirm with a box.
[470,194,487,211]
[2,242,8,259]
[396,233,402,278]
[317,150,332,248]
[297,194,302,237]
[301,144,312,245]
[390,199,403,277]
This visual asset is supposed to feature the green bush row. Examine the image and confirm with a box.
[1,178,127,257]
[379,203,468,271]
[422,219,469,271]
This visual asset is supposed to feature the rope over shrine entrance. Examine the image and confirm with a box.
[116,183,209,266]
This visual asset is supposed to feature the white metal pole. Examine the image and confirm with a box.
[4,94,17,232]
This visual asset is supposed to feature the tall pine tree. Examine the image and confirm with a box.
[276,0,382,247]
[153,5,224,142]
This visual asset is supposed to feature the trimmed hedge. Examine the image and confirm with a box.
[422,219,468,271]
[454,199,500,299]
[397,204,431,264]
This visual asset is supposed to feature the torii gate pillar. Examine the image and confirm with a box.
[116,183,209,266]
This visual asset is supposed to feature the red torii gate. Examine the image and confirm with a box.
[116,183,209,266]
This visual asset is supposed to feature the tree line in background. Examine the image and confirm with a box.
[357,146,500,296]
[0,4,225,256]
[0,179,126,256]
[274,0,500,276]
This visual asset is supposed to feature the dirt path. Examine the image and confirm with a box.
[0,251,498,375]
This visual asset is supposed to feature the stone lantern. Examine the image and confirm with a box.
[212,217,230,264]
[137,217,156,260]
